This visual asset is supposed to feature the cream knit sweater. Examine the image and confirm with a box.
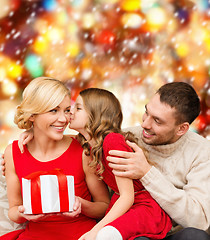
[127,126,210,234]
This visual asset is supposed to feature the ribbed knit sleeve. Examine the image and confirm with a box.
[140,141,210,232]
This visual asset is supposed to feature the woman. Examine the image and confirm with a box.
[1,78,110,240]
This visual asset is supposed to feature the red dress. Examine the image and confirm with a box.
[102,133,172,240]
[1,138,96,240]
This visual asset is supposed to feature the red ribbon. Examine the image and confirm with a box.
[24,168,70,214]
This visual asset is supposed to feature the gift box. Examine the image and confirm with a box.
[22,169,75,214]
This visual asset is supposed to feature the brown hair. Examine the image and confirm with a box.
[77,88,138,177]
[157,82,200,124]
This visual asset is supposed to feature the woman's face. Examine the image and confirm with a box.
[69,95,89,139]
[31,95,71,140]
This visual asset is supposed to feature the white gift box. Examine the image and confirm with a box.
[22,174,75,214]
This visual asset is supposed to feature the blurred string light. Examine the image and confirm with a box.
[146,5,168,32]
[0,0,209,152]
[42,0,57,11]
[7,62,23,79]
[24,54,44,78]
[2,79,17,96]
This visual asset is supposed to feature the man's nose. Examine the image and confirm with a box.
[141,115,151,129]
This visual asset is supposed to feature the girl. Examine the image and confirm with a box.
[1,78,110,240]
[70,88,172,240]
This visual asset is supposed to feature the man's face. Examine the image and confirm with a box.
[141,93,181,145]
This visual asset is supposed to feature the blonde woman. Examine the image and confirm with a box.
[1,78,110,240]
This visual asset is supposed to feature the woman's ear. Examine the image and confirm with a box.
[176,122,189,136]
[29,115,35,122]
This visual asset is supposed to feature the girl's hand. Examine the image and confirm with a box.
[18,129,34,153]
[78,229,98,240]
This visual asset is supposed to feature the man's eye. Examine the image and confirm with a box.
[65,109,71,113]
[155,119,161,124]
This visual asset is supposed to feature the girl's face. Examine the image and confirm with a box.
[69,95,89,139]
[31,95,71,141]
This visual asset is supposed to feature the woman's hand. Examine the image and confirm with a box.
[60,196,81,218]
[19,196,82,222]
[18,205,49,222]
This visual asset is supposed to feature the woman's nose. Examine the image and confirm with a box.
[58,112,67,122]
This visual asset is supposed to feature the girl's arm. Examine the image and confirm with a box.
[79,134,135,240]
[79,174,134,240]
[4,144,27,223]
[81,152,110,219]
[89,175,134,236]
[18,130,76,153]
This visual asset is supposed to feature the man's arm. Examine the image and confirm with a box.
[107,140,210,231]
[140,162,210,231]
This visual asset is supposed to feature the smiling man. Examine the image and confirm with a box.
[107,82,210,240]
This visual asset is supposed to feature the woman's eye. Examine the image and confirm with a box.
[65,109,71,113]
[49,109,57,113]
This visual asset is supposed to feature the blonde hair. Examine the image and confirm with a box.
[14,77,70,129]
[77,88,138,177]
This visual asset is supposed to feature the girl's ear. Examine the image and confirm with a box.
[176,122,189,136]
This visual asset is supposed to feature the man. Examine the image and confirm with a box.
[107,82,210,240]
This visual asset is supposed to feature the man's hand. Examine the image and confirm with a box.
[107,140,152,179]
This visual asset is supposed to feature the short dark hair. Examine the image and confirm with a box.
[156,82,200,124]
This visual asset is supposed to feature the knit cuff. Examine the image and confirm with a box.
[140,166,160,186]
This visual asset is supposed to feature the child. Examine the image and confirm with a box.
[69,88,172,240]
[1,78,110,240]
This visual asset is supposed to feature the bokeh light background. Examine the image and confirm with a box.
[0,0,210,153]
